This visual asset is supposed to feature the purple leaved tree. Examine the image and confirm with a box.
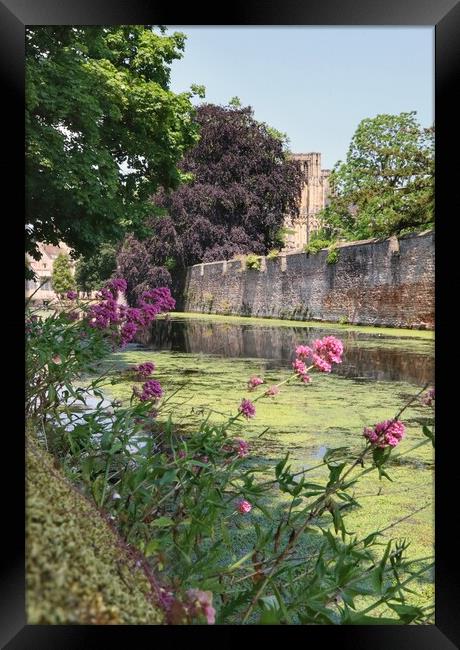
[117,103,302,304]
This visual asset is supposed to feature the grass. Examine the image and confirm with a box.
[165,311,434,340]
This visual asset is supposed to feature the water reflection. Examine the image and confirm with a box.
[136,318,434,385]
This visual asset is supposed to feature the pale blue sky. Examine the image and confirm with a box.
[168,27,434,170]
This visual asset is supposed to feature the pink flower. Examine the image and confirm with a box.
[133,362,156,377]
[235,439,249,458]
[66,290,77,300]
[185,589,216,625]
[312,353,332,373]
[178,450,187,459]
[312,336,344,365]
[236,499,252,514]
[239,398,256,419]
[295,345,312,360]
[51,354,62,365]
[135,379,163,402]
[293,358,313,382]
[292,358,307,375]
[265,385,280,397]
[363,419,406,448]
[248,376,264,390]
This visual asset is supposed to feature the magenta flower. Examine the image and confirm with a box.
[185,589,216,625]
[312,353,332,373]
[66,290,78,300]
[248,376,264,390]
[87,280,175,347]
[236,499,252,514]
[134,362,156,377]
[107,278,127,295]
[239,398,256,419]
[235,439,250,458]
[363,419,406,448]
[295,345,312,360]
[312,336,344,365]
[136,379,163,402]
[265,385,280,397]
[292,358,307,375]
[293,358,313,382]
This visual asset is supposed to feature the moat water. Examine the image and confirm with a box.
[135,315,434,386]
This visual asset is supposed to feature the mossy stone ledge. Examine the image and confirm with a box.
[26,435,164,625]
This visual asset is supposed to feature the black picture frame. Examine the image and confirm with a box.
[3,0,459,647]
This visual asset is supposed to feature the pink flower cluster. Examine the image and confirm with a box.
[239,398,256,419]
[135,379,163,402]
[265,385,280,397]
[292,358,312,383]
[235,439,250,458]
[293,336,344,376]
[87,280,175,347]
[162,589,216,625]
[66,290,78,300]
[185,589,216,625]
[236,499,252,514]
[363,419,406,448]
[134,362,156,377]
[247,376,264,390]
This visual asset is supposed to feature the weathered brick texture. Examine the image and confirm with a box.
[183,231,434,329]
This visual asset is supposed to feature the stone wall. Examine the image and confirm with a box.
[183,231,434,329]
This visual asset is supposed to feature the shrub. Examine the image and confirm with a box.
[303,239,332,255]
[326,246,340,264]
[266,249,280,260]
[245,254,262,270]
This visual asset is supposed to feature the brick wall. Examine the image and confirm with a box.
[183,231,434,329]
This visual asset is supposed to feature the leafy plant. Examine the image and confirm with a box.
[245,254,262,270]
[304,239,333,255]
[326,246,340,265]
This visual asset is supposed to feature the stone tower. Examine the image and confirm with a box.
[283,152,331,251]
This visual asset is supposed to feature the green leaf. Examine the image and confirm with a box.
[387,602,423,623]
[151,516,174,528]
[144,539,160,556]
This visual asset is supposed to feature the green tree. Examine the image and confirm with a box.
[26,26,203,274]
[52,253,76,295]
[319,112,434,240]
[75,243,117,293]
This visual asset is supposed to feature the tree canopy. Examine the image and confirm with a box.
[74,243,118,293]
[318,112,434,241]
[117,103,302,301]
[26,26,203,272]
